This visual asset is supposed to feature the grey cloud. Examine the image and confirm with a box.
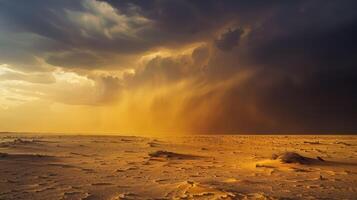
[92,75,123,105]
[132,55,191,86]
[46,51,105,69]
[0,0,154,71]
[130,45,209,87]
[215,28,244,51]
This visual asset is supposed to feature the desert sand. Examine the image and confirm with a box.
[0,134,356,200]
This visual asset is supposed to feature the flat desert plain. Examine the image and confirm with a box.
[0,134,356,200]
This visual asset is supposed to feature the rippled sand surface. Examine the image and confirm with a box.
[0,134,356,199]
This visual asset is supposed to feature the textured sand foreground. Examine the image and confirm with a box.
[0,134,356,200]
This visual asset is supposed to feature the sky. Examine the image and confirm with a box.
[0,0,357,135]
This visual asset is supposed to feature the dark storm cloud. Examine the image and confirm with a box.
[0,0,153,69]
[215,28,244,51]
[46,51,105,69]
[0,0,290,69]
[104,0,277,28]
[0,0,226,69]
[245,1,357,70]
[129,45,209,87]
[1,0,357,132]
[260,69,357,133]
[232,0,357,132]
[124,0,357,133]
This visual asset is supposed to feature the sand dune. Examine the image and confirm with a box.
[0,134,356,199]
